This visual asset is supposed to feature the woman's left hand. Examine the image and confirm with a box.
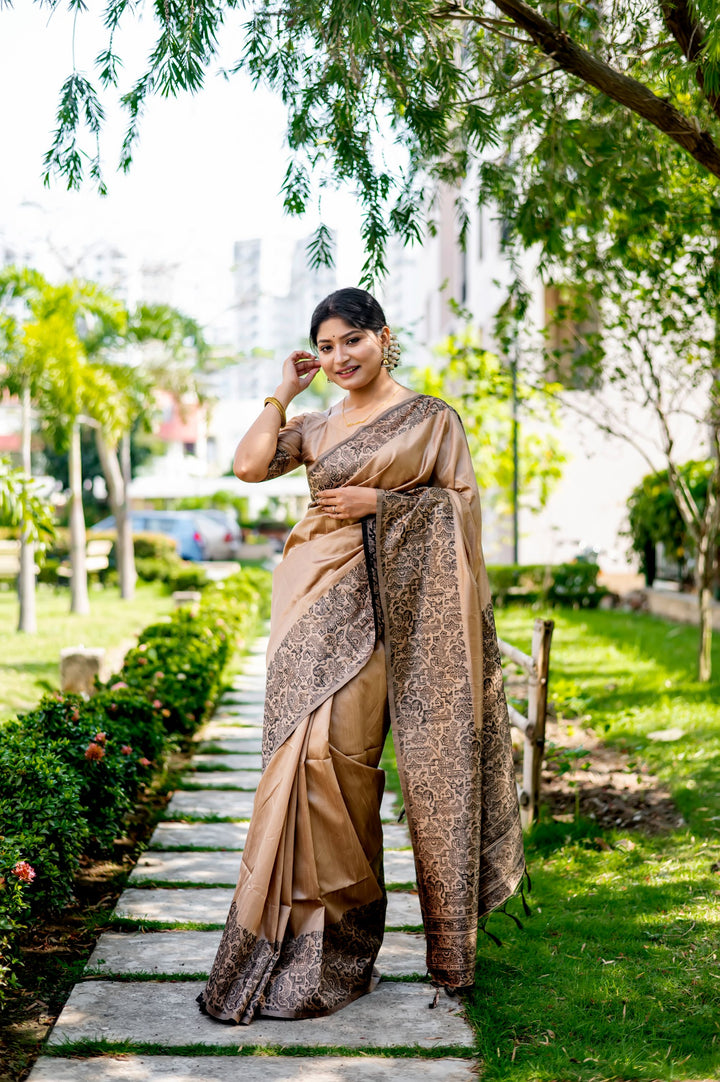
[316,487,378,521]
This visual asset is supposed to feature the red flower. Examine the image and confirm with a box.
[137,657,148,666]
[94,731,107,745]
[154,671,165,680]
[152,699,162,709]
[121,745,133,755]
[71,708,80,721]
[12,861,36,884]
[85,742,105,761]
[138,757,151,768]
[110,681,128,691]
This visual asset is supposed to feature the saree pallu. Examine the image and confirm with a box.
[197,393,525,1024]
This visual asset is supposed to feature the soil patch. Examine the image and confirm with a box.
[533,712,684,835]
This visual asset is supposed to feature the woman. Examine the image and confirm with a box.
[197,287,525,1025]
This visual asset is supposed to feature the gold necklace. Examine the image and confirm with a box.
[342,383,402,428]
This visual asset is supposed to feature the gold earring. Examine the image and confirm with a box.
[382,332,401,370]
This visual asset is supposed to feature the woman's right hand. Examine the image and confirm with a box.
[278,350,321,401]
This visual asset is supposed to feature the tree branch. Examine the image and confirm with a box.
[432,0,720,179]
[659,0,720,122]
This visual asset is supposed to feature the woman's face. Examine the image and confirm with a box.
[315,317,390,390]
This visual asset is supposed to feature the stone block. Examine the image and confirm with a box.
[195,739,265,755]
[198,723,263,741]
[86,929,426,979]
[30,1057,477,1081]
[114,888,422,928]
[172,591,202,611]
[191,754,263,772]
[129,851,242,886]
[149,822,250,851]
[178,770,262,791]
[48,981,473,1049]
[193,734,263,752]
[382,824,412,849]
[384,850,416,884]
[60,646,105,696]
[165,790,256,819]
[130,850,414,889]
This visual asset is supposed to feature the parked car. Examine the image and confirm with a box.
[91,511,226,562]
[195,509,242,560]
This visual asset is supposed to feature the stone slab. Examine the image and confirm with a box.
[198,724,263,742]
[178,770,262,791]
[30,1056,476,1081]
[114,888,422,928]
[384,850,416,884]
[221,692,266,707]
[86,930,426,978]
[129,850,414,888]
[380,792,399,822]
[382,823,412,849]
[167,787,395,823]
[193,737,263,754]
[205,712,263,727]
[165,790,256,819]
[149,821,250,851]
[191,754,263,771]
[48,981,472,1049]
[128,851,242,886]
[190,757,264,774]
[386,892,422,927]
[228,675,266,688]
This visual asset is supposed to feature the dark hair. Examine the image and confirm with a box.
[309,287,387,347]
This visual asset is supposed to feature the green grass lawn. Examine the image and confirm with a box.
[387,606,720,1081]
[0,582,174,723]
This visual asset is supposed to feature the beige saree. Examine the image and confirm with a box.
[197,392,525,1025]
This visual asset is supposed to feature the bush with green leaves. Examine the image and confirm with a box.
[626,459,713,584]
[0,731,88,914]
[487,562,607,608]
[10,694,157,854]
[0,838,38,1006]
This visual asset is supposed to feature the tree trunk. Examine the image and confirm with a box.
[17,384,37,633]
[119,432,136,599]
[95,429,136,600]
[69,420,90,615]
[696,530,713,682]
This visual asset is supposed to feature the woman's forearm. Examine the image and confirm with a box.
[233,382,296,482]
[234,349,320,482]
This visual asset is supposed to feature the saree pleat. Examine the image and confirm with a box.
[198,392,525,1024]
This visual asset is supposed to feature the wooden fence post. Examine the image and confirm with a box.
[522,618,554,826]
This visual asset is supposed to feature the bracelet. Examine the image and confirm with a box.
[263,396,287,427]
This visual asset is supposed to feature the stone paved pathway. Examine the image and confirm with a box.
[30,636,478,1080]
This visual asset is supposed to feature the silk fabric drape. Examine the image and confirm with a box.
[197,393,524,1022]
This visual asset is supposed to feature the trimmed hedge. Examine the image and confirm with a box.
[488,561,607,608]
[0,566,271,1004]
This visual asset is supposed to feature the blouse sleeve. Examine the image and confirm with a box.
[263,413,306,480]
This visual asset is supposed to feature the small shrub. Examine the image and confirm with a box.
[487,562,607,608]
[12,696,150,854]
[165,565,209,592]
[0,730,87,913]
[0,838,36,1006]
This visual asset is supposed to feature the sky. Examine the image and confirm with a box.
[0,3,366,331]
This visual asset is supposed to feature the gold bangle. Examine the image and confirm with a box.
[263,396,287,427]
